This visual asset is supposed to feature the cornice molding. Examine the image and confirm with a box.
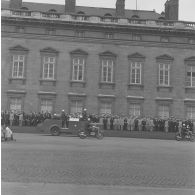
[99,51,117,57]
[128,52,145,59]
[2,16,195,36]
[184,56,195,62]
[9,45,29,52]
[70,49,88,56]
[40,47,59,54]
[156,54,174,61]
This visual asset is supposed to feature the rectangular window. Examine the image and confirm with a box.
[72,57,85,81]
[76,31,85,37]
[70,100,83,114]
[158,105,169,119]
[129,104,141,116]
[159,63,170,86]
[12,55,25,78]
[132,34,141,41]
[41,99,53,113]
[186,66,195,87]
[100,102,112,115]
[10,98,22,112]
[101,59,113,83]
[161,37,169,42]
[187,107,195,120]
[43,56,55,80]
[130,62,142,84]
[105,33,114,39]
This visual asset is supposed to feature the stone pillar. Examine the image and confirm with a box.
[116,0,125,18]
[9,0,22,9]
[165,0,179,20]
[65,0,76,14]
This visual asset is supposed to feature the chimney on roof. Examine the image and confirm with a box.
[116,0,126,18]
[9,0,22,9]
[65,0,76,14]
[165,0,179,20]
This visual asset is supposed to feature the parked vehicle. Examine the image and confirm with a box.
[78,123,104,139]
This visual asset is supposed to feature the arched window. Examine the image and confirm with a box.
[48,9,57,12]
[131,15,139,19]
[77,11,85,15]
[21,7,28,10]
[158,17,165,20]
[104,13,112,17]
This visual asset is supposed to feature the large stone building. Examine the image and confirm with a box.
[1,0,195,119]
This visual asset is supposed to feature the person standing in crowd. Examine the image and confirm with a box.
[103,116,107,130]
[61,110,66,128]
[138,117,142,131]
[130,116,135,131]
[9,111,14,126]
[119,116,123,131]
[178,119,182,134]
[149,117,154,132]
[165,119,169,132]
[65,113,69,128]
[106,116,109,130]
[19,112,23,127]
[99,116,103,128]
[115,116,118,131]
[142,118,146,131]
[127,116,131,131]
[110,116,114,130]
[123,117,128,131]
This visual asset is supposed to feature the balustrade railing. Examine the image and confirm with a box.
[2,9,195,30]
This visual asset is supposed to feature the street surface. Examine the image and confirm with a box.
[2,133,195,195]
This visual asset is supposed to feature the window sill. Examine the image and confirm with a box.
[70,80,86,87]
[39,79,57,86]
[99,82,115,89]
[157,85,173,92]
[9,77,26,84]
[185,86,195,92]
[128,84,144,90]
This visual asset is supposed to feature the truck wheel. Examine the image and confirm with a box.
[50,126,60,136]
[97,133,104,140]
[79,131,87,139]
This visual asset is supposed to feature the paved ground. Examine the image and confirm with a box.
[2,133,195,195]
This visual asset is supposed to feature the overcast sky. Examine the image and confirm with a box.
[22,0,195,21]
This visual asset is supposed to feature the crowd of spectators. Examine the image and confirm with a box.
[59,111,195,133]
[1,110,195,133]
[88,114,195,133]
[1,110,52,127]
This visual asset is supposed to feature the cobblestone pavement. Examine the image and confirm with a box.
[2,133,195,189]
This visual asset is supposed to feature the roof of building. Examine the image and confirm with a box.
[1,1,162,20]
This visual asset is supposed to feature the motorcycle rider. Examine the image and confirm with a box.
[181,123,187,138]
[80,108,91,134]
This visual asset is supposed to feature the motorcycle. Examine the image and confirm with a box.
[175,126,195,142]
[78,123,104,139]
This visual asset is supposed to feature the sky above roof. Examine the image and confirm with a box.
[20,0,195,22]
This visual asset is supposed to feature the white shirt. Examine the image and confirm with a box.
[5,127,12,138]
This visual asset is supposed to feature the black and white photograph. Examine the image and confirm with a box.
[1,0,195,194]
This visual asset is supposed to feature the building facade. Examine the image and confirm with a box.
[1,0,195,120]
